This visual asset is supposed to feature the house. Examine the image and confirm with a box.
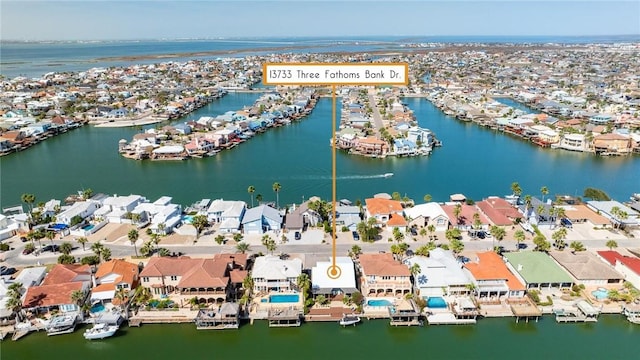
[354,137,388,156]
[332,205,361,232]
[90,259,140,304]
[284,201,321,233]
[503,252,574,290]
[0,213,20,241]
[404,202,450,232]
[586,201,639,228]
[558,133,589,152]
[241,205,282,234]
[593,133,632,155]
[55,201,98,225]
[96,194,147,224]
[133,196,182,234]
[559,204,610,227]
[358,253,411,298]
[476,197,522,226]
[139,254,247,303]
[22,264,91,312]
[251,255,302,293]
[0,267,47,319]
[406,248,471,298]
[311,257,358,299]
[464,251,526,299]
[441,203,490,231]
[597,251,640,289]
[207,199,246,233]
[518,197,556,228]
[549,251,623,287]
[364,198,404,225]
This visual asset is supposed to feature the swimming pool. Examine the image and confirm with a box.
[182,215,194,224]
[82,224,95,231]
[591,288,609,300]
[269,294,299,303]
[367,299,393,307]
[90,303,105,313]
[427,297,448,308]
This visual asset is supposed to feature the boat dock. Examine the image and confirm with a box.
[554,300,601,323]
[268,307,302,327]
[510,298,542,323]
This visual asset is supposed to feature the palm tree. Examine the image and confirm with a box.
[45,230,56,251]
[131,286,152,307]
[215,235,226,245]
[5,282,24,321]
[540,186,549,202]
[524,195,532,212]
[272,182,282,209]
[21,193,36,224]
[101,248,112,262]
[296,273,311,293]
[510,182,522,197]
[157,222,166,235]
[423,194,432,203]
[191,215,208,239]
[77,237,88,251]
[569,241,586,252]
[128,229,139,257]
[453,203,462,222]
[82,188,94,200]
[70,290,86,307]
[114,288,129,312]
[236,242,250,254]
[256,194,263,204]
[472,212,482,230]
[536,205,546,222]
[606,240,618,250]
[233,233,243,243]
[409,263,421,277]
[60,242,73,255]
[349,245,362,259]
[247,185,256,208]
[514,230,526,249]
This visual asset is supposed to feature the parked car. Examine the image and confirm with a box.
[41,244,60,253]
[20,236,28,242]
[410,227,418,236]
[22,247,35,255]
[352,231,360,241]
[294,231,301,240]
[561,218,573,228]
[517,243,528,250]
[476,231,486,239]
[0,266,17,276]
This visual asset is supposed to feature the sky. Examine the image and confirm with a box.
[1,0,639,40]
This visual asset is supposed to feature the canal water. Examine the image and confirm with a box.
[1,316,638,360]
[0,93,638,209]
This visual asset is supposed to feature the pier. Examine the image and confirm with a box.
[267,307,302,327]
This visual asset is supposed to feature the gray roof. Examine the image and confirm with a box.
[242,204,282,224]
[549,251,623,281]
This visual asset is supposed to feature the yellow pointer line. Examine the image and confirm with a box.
[332,84,337,271]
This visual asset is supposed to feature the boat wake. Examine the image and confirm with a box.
[290,173,393,180]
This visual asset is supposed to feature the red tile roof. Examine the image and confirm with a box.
[365,198,403,216]
[41,264,91,286]
[23,282,84,308]
[465,252,525,291]
[140,254,247,289]
[440,204,490,227]
[95,259,139,288]
[359,253,410,277]
[387,214,408,226]
[597,251,640,275]
[476,200,512,226]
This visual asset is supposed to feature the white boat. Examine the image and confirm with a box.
[46,314,78,336]
[339,314,361,327]
[83,323,119,340]
[383,173,394,178]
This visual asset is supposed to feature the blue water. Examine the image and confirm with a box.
[269,294,299,303]
[427,297,448,308]
[494,97,539,114]
[182,215,194,224]
[90,303,105,313]
[3,35,639,78]
[82,224,95,231]
[367,299,393,307]
[591,288,609,300]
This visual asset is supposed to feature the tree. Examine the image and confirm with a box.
[82,188,94,200]
[472,212,482,230]
[569,241,586,252]
[261,235,277,254]
[296,273,311,294]
[533,234,550,252]
[272,182,282,209]
[315,294,329,306]
[114,288,129,312]
[101,248,112,262]
[606,240,618,250]
[71,290,86,307]
[392,227,404,243]
[58,254,75,264]
[128,229,139,257]
[427,224,435,238]
[131,286,152,307]
[233,233,243,243]
[21,193,36,224]
[348,245,362,259]
[409,263,421,277]
[215,235,226,245]
[391,192,402,201]
[247,185,256,208]
[236,242,250,254]
[391,243,409,260]
[60,242,73,255]
[5,282,25,321]
[157,222,166,235]
[256,194,263,204]
[450,239,464,255]
[423,194,432,203]
[191,215,208,239]
[45,230,56,251]
[583,187,611,201]
[445,228,461,242]
[453,203,462,222]
[540,186,549,202]
[77,237,88,251]
[511,182,522,197]
[514,230,526,248]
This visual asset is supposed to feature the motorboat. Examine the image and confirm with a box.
[83,322,119,340]
[46,314,78,336]
[383,173,394,178]
[339,314,361,327]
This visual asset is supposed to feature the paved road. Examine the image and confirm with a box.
[2,236,638,267]
[367,88,384,130]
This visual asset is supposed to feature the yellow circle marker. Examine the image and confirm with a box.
[327,265,342,279]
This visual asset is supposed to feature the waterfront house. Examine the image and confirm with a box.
[588,114,613,125]
[332,205,361,232]
[559,204,611,228]
[548,251,623,287]
[586,201,639,228]
[56,201,99,226]
[464,251,526,299]
[476,197,521,226]
[139,254,247,304]
[0,213,20,241]
[404,202,451,232]
[596,251,640,289]
[518,197,556,228]
[354,137,388,156]
[358,253,412,298]
[558,133,589,152]
[406,248,471,298]
[132,196,182,235]
[311,257,358,300]
[441,204,490,231]
[364,198,404,226]
[593,133,632,155]
[284,201,321,233]
[22,264,91,313]
[241,205,282,235]
[503,252,574,290]
[90,259,139,305]
[96,194,147,224]
[0,267,46,320]
[206,199,246,233]
[251,255,302,293]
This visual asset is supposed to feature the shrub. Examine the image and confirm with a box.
[0,243,10,251]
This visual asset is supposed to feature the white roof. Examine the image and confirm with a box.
[311,257,356,290]
[152,145,184,154]
[404,202,449,220]
[252,255,302,281]
[207,199,246,218]
[14,266,47,288]
[90,289,115,301]
[219,218,240,230]
[406,248,471,289]
[102,195,143,208]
